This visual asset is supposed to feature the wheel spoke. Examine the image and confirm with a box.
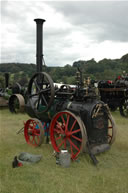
[39,88,51,94]
[70,120,77,131]
[33,136,37,144]
[37,95,41,109]
[53,128,61,134]
[37,135,40,143]
[71,128,81,135]
[65,114,70,131]
[56,121,64,133]
[29,93,39,98]
[58,139,65,148]
[31,136,35,143]
[34,132,40,136]
[68,138,80,152]
[41,94,48,106]
[72,135,82,142]
[29,125,33,130]
[55,136,62,141]
[61,115,66,126]
[34,80,40,91]
[32,120,37,128]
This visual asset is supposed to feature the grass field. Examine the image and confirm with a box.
[0,109,128,193]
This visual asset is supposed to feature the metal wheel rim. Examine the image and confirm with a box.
[9,94,25,113]
[50,110,87,160]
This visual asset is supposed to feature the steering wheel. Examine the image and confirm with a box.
[27,72,55,115]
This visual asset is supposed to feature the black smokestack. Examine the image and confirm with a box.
[34,18,46,72]
[4,73,9,88]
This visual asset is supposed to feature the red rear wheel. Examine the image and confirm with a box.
[50,111,86,160]
[107,114,116,144]
[24,118,45,147]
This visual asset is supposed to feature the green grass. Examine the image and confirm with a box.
[0,109,128,193]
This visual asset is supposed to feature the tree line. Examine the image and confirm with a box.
[0,53,128,88]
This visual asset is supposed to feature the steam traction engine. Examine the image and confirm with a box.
[0,72,25,112]
[98,75,128,118]
[23,19,116,163]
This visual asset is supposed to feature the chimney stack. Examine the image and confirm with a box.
[4,73,9,88]
[34,18,46,72]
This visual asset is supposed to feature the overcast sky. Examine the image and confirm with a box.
[0,0,128,66]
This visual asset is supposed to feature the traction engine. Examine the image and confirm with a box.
[22,18,116,164]
[24,70,116,163]
[98,75,128,118]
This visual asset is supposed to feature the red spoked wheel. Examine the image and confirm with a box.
[107,114,116,145]
[50,111,86,160]
[24,118,45,147]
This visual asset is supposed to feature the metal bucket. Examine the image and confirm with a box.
[59,150,71,168]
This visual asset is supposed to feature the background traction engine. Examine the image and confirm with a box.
[24,70,116,162]
[98,75,128,118]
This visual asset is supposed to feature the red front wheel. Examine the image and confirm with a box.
[50,111,86,160]
[24,118,45,147]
